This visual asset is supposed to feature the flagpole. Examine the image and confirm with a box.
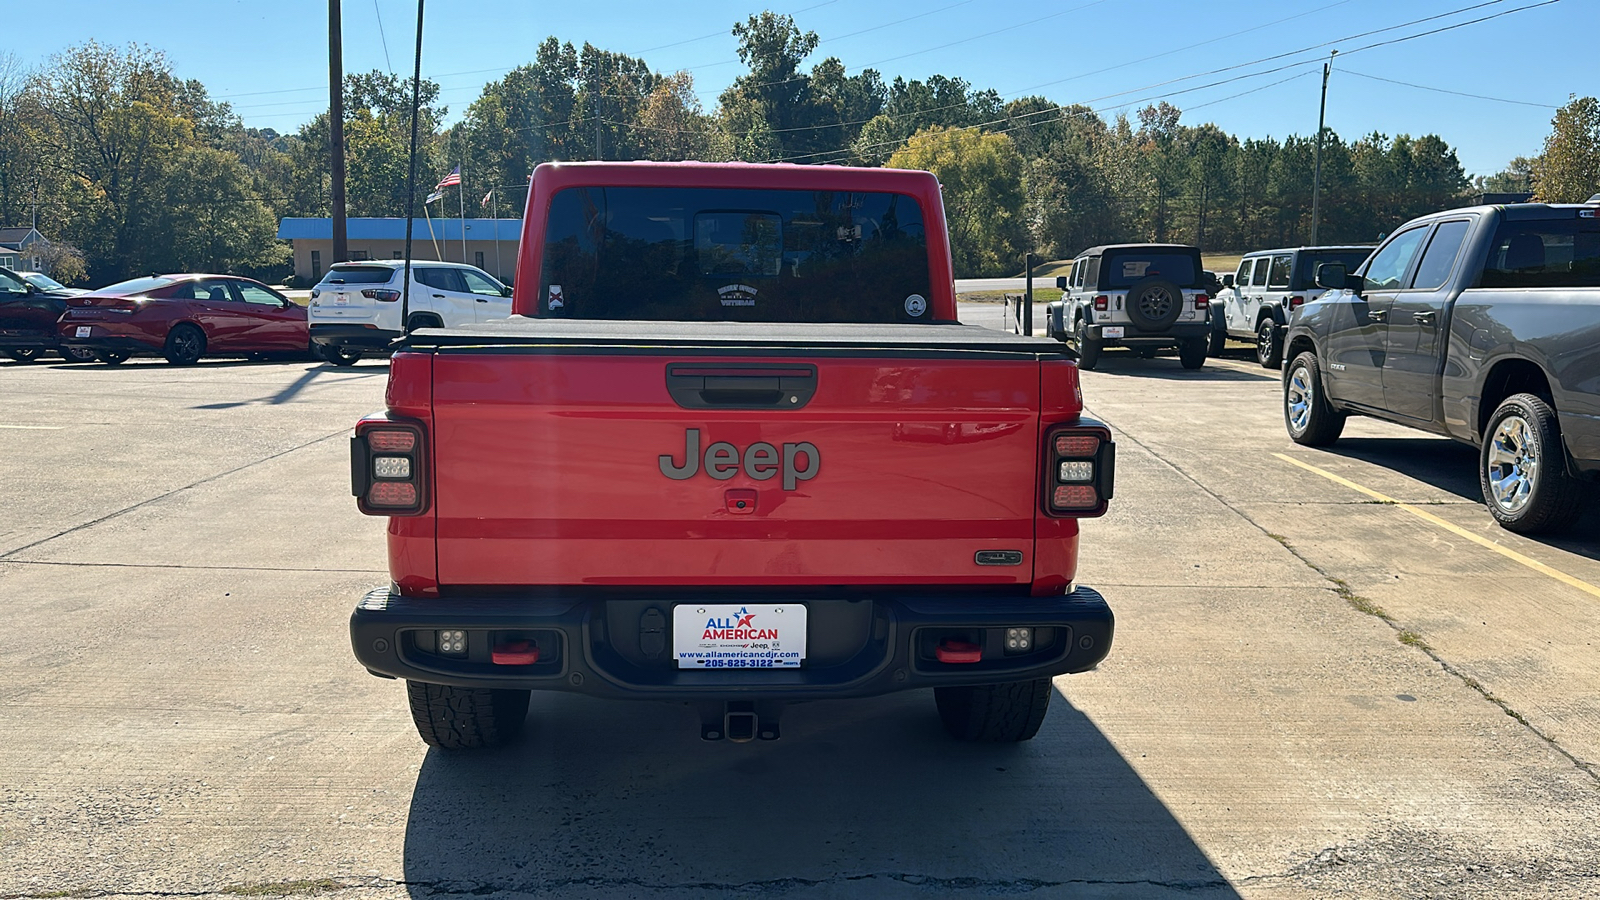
[458,164,467,265]
[423,201,441,260]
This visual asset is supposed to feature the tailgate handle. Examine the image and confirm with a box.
[666,364,817,409]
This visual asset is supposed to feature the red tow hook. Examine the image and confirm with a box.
[935,639,982,664]
[491,639,540,665]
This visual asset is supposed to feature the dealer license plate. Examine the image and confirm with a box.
[673,603,807,669]
[1101,326,1124,338]
[334,292,348,305]
[75,326,91,338]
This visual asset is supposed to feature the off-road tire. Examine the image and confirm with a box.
[1256,318,1284,369]
[163,324,206,366]
[935,678,1053,743]
[1207,317,1227,356]
[1479,393,1585,535]
[1074,317,1101,370]
[1284,351,1345,446]
[1124,277,1184,331]
[4,348,42,363]
[1177,338,1207,370]
[95,351,129,365]
[405,680,530,750]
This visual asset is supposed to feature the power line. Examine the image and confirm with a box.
[1339,68,1558,108]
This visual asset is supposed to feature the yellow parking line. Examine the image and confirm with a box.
[1273,452,1600,600]
[1207,359,1280,380]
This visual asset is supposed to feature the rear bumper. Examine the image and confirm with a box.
[0,330,61,351]
[1091,322,1211,344]
[350,586,1114,698]
[58,334,157,353]
[311,323,402,349]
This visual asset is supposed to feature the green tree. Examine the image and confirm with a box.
[889,126,1025,277]
[158,145,286,274]
[1532,96,1600,202]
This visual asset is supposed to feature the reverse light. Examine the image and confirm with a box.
[372,456,411,479]
[1058,460,1094,482]
[352,420,427,516]
[1005,627,1033,654]
[437,630,467,657]
[1045,421,1115,517]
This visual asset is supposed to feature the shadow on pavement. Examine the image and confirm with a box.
[401,689,1241,897]
[189,361,389,409]
[1325,436,1600,558]
[1082,353,1275,383]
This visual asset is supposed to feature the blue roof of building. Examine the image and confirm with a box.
[277,217,522,241]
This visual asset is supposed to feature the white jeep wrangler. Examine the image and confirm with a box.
[1046,243,1212,370]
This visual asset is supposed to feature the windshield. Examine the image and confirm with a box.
[320,266,397,285]
[1480,216,1600,288]
[539,186,932,322]
[1294,250,1372,290]
[1099,251,1200,289]
[100,277,177,294]
[23,272,67,291]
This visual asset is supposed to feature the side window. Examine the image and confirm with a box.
[235,283,286,306]
[460,269,504,296]
[1250,258,1270,287]
[1480,219,1600,288]
[1409,220,1472,291]
[1072,259,1085,289]
[1234,259,1252,287]
[1268,255,1292,288]
[196,279,235,302]
[1362,226,1430,290]
[416,268,452,291]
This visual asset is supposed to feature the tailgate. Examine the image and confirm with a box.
[431,351,1043,586]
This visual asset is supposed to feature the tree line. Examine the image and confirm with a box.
[0,15,1596,283]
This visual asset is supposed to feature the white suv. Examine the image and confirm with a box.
[308,260,511,365]
[1045,243,1213,370]
[1208,246,1372,369]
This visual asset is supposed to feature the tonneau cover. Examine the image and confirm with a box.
[402,318,1074,356]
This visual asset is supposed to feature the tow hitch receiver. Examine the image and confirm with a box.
[699,701,783,742]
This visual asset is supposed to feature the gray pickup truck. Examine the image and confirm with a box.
[1282,195,1600,534]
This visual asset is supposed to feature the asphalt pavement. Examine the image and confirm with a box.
[2,337,1598,899]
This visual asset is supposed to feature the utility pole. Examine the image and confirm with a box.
[1310,49,1336,246]
[400,0,426,331]
[329,0,348,264]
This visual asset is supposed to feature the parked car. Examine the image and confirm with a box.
[1210,246,1373,368]
[347,161,1116,749]
[58,274,310,365]
[1044,243,1212,369]
[308,260,511,365]
[18,271,88,297]
[0,267,97,363]
[1283,196,1600,534]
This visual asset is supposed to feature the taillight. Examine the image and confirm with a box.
[1287,295,1305,310]
[1093,295,1109,311]
[1044,421,1115,518]
[352,420,428,515]
[362,289,401,302]
[1193,293,1209,308]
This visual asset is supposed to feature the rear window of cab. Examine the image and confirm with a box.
[538,186,933,323]
[1099,252,1200,289]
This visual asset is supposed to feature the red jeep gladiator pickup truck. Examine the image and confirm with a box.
[348,162,1115,748]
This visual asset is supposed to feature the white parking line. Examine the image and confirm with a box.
[0,424,64,430]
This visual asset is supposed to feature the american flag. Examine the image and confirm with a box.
[434,166,461,191]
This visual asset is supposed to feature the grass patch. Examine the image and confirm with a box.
[956,289,1062,303]
[1397,630,1430,650]
[223,879,344,897]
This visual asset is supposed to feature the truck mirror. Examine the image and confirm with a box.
[1221,273,1234,288]
[1055,276,1067,290]
[501,285,513,297]
[1315,262,1347,290]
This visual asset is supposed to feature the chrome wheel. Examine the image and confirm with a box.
[1485,415,1538,514]
[1286,365,1314,433]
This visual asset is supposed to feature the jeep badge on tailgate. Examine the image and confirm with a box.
[660,428,819,490]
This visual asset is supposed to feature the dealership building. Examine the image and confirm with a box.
[277,217,522,284]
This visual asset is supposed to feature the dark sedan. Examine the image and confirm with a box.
[58,275,310,365]
[0,267,97,362]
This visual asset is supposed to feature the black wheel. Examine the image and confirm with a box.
[1284,351,1345,446]
[5,348,42,363]
[1178,338,1207,370]
[1479,393,1585,535]
[163,324,206,366]
[95,351,129,366]
[61,346,98,363]
[405,681,530,749]
[1124,277,1183,332]
[321,344,363,367]
[1256,318,1284,369]
[1207,317,1227,356]
[1074,317,1101,370]
[935,678,1053,742]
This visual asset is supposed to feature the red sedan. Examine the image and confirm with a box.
[58,275,310,365]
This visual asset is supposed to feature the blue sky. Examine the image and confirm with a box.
[10,0,1594,176]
